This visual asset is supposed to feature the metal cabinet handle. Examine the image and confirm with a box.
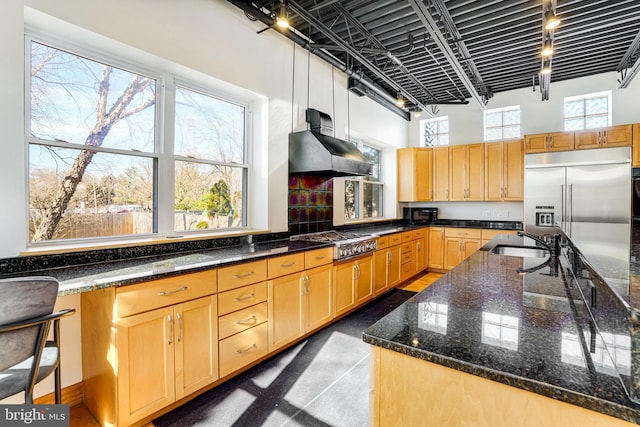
[176,312,182,342]
[300,275,310,295]
[234,292,255,302]
[280,261,296,268]
[387,251,392,264]
[157,286,188,296]
[602,130,607,144]
[236,343,257,354]
[354,263,361,280]
[236,315,257,325]
[167,315,174,345]
[314,255,326,260]
[305,275,310,295]
[233,271,255,279]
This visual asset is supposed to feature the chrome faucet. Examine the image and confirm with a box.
[517,231,561,256]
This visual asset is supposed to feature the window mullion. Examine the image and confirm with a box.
[158,75,175,236]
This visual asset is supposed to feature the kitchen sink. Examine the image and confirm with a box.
[491,245,550,258]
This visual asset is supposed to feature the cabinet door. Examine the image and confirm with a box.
[355,256,373,305]
[174,296,218,399]
[388,245,402,288]
[603,124,633,147]
[428,228,445,270]
[466,143,485,200]
[268,273,304,351]
[462,239,482,260]
[484,141,503,201]
[444,237,463,270]
[416,237,428,272]
[503,139,524,201]
[433,147,449,201]
[448,145,466,201]
[574,130,600,150]
[373,249,389,296]
[634,124,640,168]
[524,134,548,153]
[117,306,175,426]
[334,261,356,317]
[305,264,333,332]
[397,148,432,201]
[549,132,574,151]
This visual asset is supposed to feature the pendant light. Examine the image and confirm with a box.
[275,2,289,29]
[540,35,554,57]
[544,9,560,30]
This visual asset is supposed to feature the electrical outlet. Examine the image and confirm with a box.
[496,210,509,218]
[482,210,490,218]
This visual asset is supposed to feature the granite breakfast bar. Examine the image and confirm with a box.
[364,233,640,427]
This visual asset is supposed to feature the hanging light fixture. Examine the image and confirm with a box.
[396,93,406,108]
[275,2,289,29]
[544,9,560,30]
[540,59,552,75]
[540,35,554,57]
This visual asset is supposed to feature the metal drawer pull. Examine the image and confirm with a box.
[280,261,296,268]
[314,255,326,260]
[177,313,183,342]
[233,271,255,279]
[236,315,257,325]
[236,343,257,354]
[157,285,188,296]
[167,315,174,345]
[234,293,255,302]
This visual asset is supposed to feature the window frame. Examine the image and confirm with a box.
[483,105,521,141]
[563,90,612,131]
[344,141,384,222]
[420,116,449,146]
[24,33,251,248]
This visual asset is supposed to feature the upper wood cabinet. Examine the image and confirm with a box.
[524,132,574,153]
[397,147,433,202]
[433,146,450,201]
[485,139,523,201]
[574,124,633,150]
[449,143,484,201]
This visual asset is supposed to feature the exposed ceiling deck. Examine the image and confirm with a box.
[228,0,640,119]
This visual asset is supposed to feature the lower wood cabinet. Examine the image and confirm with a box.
[268,263,333,351]
[444,228,482,270]
[334,255,373,317]
[219,322,268,378]
[428,227,445,270]
[373,237,401,296]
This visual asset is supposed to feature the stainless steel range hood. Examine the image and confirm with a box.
[289,109,373,177]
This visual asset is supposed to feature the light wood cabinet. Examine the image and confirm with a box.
[481,229,518,246]
[374,236,401,296]
[449,143,484,201]
[444,228,481,270]
[400,241,415,282]
[524,132,574,153]
[574,124,633,149]
[428,227,445,270]
[219,322,268,378]
[82,269,219,427]
[634,124,640,168]
[334,255,373,317]
[485,139,523,201]
[397,148,433,201]
[416,236,428,272]
[268,252,333,351]
[433,146,450,201]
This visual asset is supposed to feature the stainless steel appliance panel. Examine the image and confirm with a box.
[523,166,565,234]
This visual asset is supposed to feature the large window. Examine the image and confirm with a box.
[345,144,383,221]
[27,39,247,244]
[420,116,449,146]
[484,105,520,141]
[563,91,612,131]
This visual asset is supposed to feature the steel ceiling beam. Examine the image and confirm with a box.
[407,0,487,109]
[286,0,440,114]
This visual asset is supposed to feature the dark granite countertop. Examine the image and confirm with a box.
[363,233,640,424]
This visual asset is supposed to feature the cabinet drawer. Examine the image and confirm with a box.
[268,253,305,279]
[376,236,389,250]
[388,233,403,246]
[116,270,217,317]
[401,243,413,264]
[481,229,517,241]
[401,231,413,242]
[305,247,334,269]
[412,228,426,240]
[218,302,268,340]
[218,282,268,316]
[444,228,481,239]
[219,322,268,377]
[218,260,267,292]
[401,262,414,276]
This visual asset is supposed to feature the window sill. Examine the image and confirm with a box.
[20,229,272,256]
[343,218,392,226]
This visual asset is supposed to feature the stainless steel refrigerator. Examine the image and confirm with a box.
[524,147,631,293]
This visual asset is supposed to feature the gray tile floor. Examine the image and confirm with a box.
[153,289,414,427]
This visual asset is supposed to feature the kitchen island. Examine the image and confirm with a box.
[364,233,640,426]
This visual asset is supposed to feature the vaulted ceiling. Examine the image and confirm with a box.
[227,0,640,119]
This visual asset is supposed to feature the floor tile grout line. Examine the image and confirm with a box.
[278,353,371,427]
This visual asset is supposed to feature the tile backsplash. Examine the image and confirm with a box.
[288,174,333,234]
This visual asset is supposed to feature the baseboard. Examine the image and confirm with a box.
[34,381,84,406]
